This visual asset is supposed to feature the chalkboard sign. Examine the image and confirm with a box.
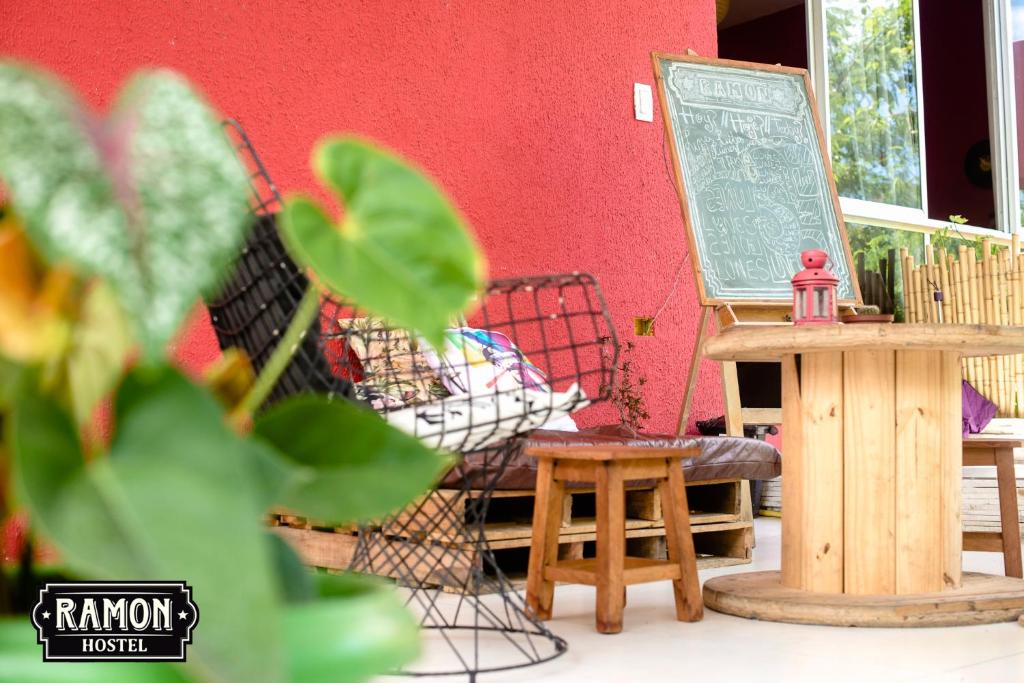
[652,53,860,305]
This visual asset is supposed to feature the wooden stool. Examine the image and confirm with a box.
[963,437,1023,578]
[524,446,703,633]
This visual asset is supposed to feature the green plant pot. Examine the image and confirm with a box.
[0,573,419,683]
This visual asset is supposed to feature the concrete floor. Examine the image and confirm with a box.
[399,518,1024,683]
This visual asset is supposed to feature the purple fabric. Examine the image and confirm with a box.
[962,380,998,437]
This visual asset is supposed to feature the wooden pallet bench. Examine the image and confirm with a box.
[272,478,754,591]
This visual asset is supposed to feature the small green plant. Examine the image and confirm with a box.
[0,61,482,683]
[611,342,649,432]
[932,214,1000,259]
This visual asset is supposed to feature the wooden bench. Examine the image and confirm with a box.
[963,436,1023,578]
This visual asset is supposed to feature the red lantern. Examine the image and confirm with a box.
[791,249,839,325]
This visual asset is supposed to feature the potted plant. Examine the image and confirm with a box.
[0,61,482,683]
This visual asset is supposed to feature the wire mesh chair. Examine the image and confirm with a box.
[208,121,618,680]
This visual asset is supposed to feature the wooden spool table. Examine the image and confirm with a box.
[701,323,1024,627]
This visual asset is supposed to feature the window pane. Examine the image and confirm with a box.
[1012,0,1024,227]
[846,222,925,322]
[826,0,922,209]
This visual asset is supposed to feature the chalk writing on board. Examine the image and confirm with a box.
[659,59,856,302]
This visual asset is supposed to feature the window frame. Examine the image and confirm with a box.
[804,0,1020,245]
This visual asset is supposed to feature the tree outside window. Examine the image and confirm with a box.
[826,0,922,209]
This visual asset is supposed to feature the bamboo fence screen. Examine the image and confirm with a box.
[901,235,1024,417]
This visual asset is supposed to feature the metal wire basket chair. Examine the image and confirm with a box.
[208,121,618,680]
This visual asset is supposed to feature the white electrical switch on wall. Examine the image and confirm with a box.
[634,83,653,122]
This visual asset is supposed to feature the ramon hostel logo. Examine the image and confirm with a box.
[31,582,199,661]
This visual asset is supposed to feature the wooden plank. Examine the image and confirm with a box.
[964,531,1005,552]
[625,488,662,521]
[843,349,896,595]
[785,352,844,593]
[272,526,476,588]
[895,350,945,594]
[741,407,783,424]
[272,526,358,570]
[703,322,1024,361]
[545,556,681,586]
[484,519,754,551]
[940,352,963,589]
[780,354,805,589]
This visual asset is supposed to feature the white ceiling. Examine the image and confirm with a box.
[718,0,806,30]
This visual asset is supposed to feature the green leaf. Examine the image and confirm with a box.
[111,70,251,356]
[254,394,454,524]
[268,532,315,604]
[0,62,129,294]
[0,619,189,683]
[10,370,286,683]
[61,280,134,426]
[280,137,482,349]
[0,62,251,357]
[112,366,298,507]
[284,573,420,683]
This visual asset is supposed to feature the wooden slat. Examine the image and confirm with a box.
[784,352,844,593]
[940,352,964,589]
[703,323,1024,361]
[741,407,782,425]
[780,354,804,589]
[625,489,662,521]
[895,350,945,594]
[544,556,682,586]
[843,349,896,594]
[472,518,752,550]
[964,531,1005,552]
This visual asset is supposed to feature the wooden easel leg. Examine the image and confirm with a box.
[677,306,712,435]
[720,359,743,437]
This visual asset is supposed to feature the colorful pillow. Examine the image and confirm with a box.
[423,327,578,431]
[337,317,447,410]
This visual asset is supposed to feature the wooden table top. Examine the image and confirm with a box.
[703,323,1024,362]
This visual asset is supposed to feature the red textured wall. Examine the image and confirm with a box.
[1,1,722,434]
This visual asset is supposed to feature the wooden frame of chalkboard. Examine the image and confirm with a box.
[651,52,862,307]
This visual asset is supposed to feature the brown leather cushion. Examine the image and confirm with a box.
[441,423,782,490]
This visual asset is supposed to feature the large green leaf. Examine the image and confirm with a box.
[9,369,286,683]
[111,71,251,355]
[280,138,482,349]
[254,394,454,524]
[61,280,134,426]
[0,62,250,357]
[0,619,189,683]
[0,574,418,683]
[0,63,129,295]
[284,573,420,683]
